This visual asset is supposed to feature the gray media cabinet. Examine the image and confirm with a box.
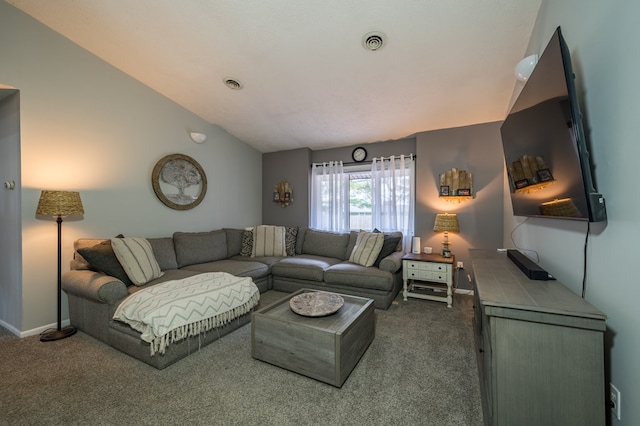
[470,249,606,426]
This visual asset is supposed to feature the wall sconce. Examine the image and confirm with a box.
[433,213,459,258]
[515,54,539,82]
[273,180,293,207]
[189,132,207,144]
[439,168,473,203]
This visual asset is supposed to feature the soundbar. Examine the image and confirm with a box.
[507,249,553,280]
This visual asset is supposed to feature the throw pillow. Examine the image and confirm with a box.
[77,236,134,287]
[240,229,253,257]
[372,229,403,267]
[285,226,298,256]
[252,225,287,257]
[110,237,164,286]
[374,234,402,267]
[349,231,384,267]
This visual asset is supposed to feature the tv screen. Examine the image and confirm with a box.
[500,27,606,222]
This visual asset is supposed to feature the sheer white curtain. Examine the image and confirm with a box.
[371,154,415,251]
[310,161,350,232]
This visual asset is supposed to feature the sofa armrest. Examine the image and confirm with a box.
[62,270,128,305]
[379,251,404,273]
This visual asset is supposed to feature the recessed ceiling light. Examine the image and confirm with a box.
[362,31,386,51]
[223,78,243,90]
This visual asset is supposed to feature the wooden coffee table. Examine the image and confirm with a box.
[251,289,375,387]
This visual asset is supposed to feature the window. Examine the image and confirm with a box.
[310,155,414,250]
[348,168,372,231]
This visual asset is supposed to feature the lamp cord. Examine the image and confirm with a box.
[581,221,590,298]
[509,217,540,262]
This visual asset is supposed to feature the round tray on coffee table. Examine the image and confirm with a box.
[289,291,344,317]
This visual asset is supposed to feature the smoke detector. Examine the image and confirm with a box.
[223,78,243,90]
[362,31,387,51]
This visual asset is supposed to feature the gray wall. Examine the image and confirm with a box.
[416,122,504,289]
[506,1,640,424]
[262,138,417,227]
[262,127,505,291]
[0,90,22,332]
[0,3,262,334]
[262,148,312,227]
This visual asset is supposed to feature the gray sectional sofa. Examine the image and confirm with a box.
[62,227,404,369]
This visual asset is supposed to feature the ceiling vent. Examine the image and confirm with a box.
[223,78,243,90]
[362,32,386,51]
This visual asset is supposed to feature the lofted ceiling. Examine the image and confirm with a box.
[7,0,542,153]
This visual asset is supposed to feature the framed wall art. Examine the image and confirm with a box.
[152,153,207,210]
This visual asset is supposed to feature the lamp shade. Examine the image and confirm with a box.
[540,198,581,217]
[36,190,84,217]
[433,213,459,233]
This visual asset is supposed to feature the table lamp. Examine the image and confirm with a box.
[433,213,459,258]
[36,190,84,342]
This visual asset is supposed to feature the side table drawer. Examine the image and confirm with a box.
[406,264,450,283]
[407,261,450,272]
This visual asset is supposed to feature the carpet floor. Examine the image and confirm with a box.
[0,290,483,425]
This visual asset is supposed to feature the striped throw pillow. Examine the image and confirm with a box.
[110,237,164,286]
[251,225,287,257]
[349,231,384,267]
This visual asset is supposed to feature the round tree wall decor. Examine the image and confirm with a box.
[152,153,207,210]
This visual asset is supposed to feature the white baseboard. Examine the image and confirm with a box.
[1,319,72,338]
[0,319,21,337]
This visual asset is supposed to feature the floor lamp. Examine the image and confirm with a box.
[36,190,84,342]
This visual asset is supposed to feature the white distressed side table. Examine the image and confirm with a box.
[402,253,455,308]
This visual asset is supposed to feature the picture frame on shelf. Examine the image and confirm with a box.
[537,168,554,182]
[439,185,450,196]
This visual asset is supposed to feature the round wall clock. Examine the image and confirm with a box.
[152,153,207,210]
[352,146,367,162]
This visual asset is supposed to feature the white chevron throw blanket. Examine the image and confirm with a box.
[113,272,260,356]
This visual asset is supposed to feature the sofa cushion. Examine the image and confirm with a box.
[325,262,394,292]
[147,237,178,270]
[349,231,384,267]
[252,225,287,257]
[345,231,358,259]
[77,238,134,287]
[173,230,227,268]
[223,228,244,257]
[271,255,341,282]
[229,254,283,268]
[110,237,164,286]
[301,229,351,259]
[295,227,308,255]
[181,259,269,281]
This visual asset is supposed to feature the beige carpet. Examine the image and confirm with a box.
[0,290,483,425]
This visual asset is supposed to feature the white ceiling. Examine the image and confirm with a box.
[7,0,541,153]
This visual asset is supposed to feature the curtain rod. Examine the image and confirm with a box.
[311,154,415,168]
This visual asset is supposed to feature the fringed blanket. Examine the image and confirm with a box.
[113,272,260,356]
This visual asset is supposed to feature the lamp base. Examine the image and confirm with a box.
[40,326,77,342]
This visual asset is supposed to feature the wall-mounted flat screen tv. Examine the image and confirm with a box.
[500,27,606,222]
